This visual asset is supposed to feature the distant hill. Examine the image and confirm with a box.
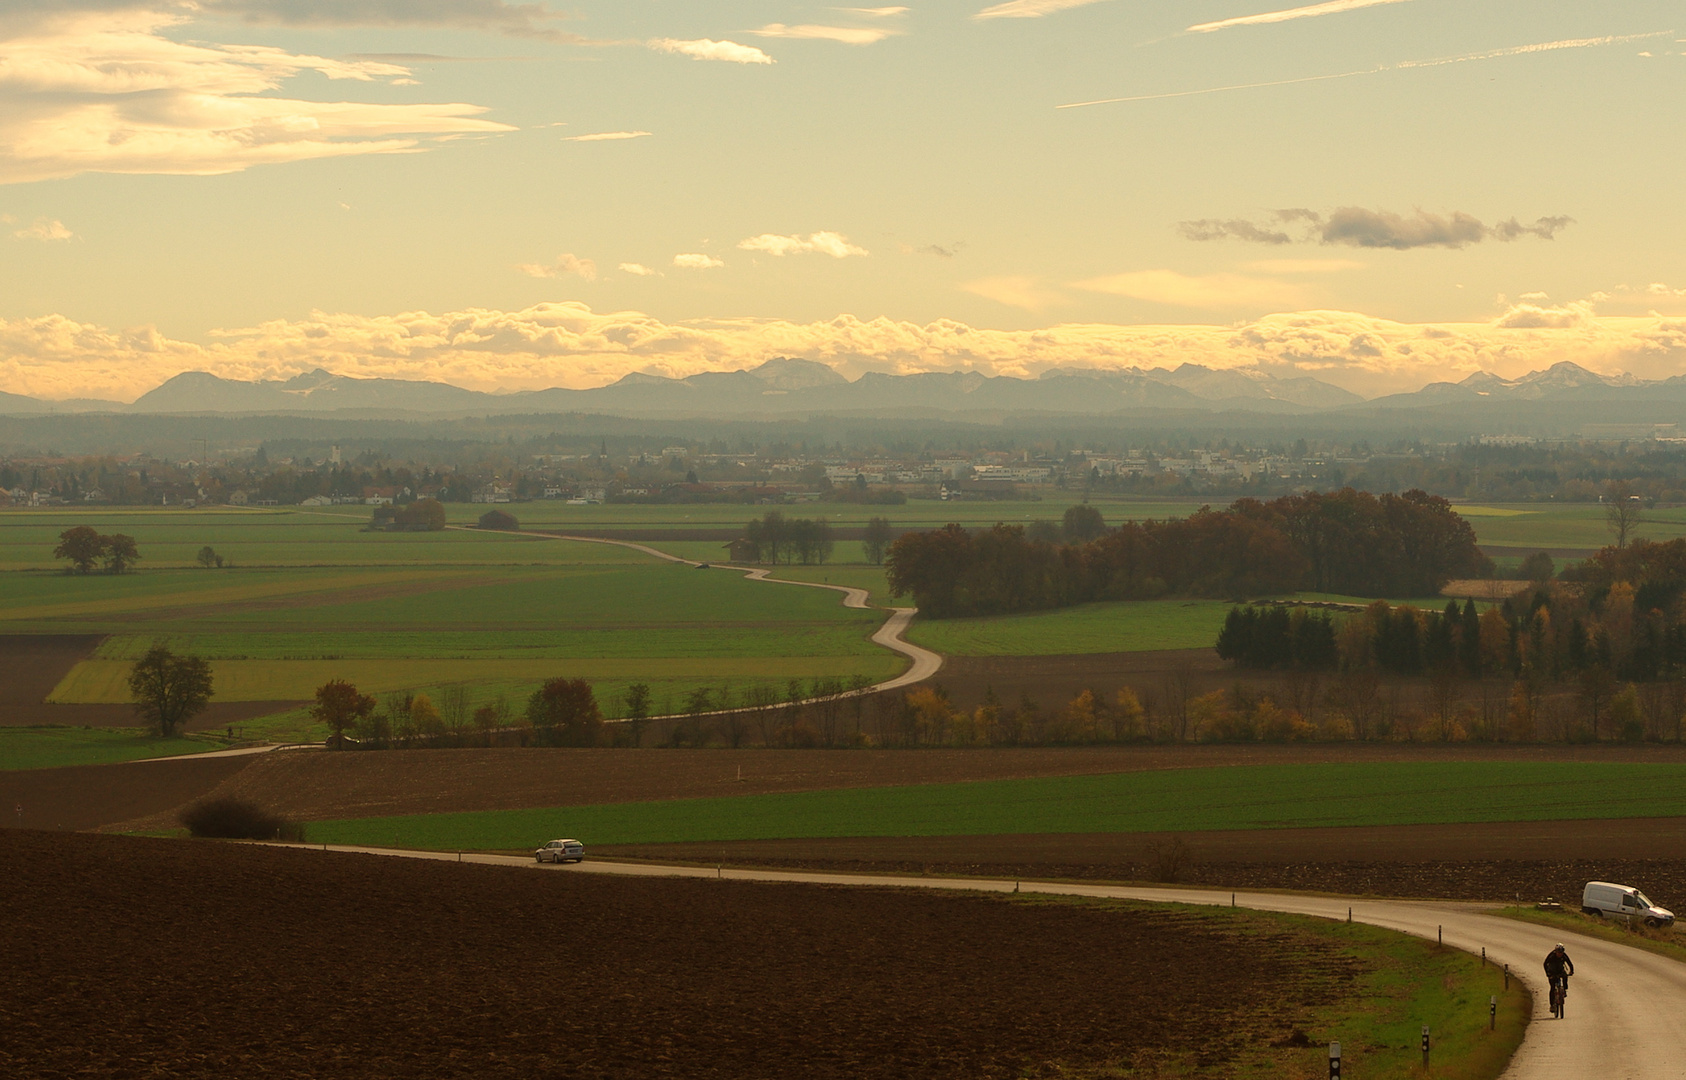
[5,359,1685,433]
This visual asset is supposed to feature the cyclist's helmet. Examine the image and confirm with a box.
[1556,943,1565,950]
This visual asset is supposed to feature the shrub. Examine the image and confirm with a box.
[180,797,302,841]
[478,509,519,531]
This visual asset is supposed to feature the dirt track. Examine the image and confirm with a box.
[0,831,1363,1080]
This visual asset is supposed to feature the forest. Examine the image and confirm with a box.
[884,488,1489,618]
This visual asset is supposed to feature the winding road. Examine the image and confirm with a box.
[298,844,1686,1080]
[543,532,943,693]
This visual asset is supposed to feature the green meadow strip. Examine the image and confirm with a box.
[305,760,1686,850]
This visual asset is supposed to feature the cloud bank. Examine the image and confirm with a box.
[1179,207,1573,249]
[738,232,868,258]
[0,8,514,183]
[5,302,1686,403]
[649,38,774,64]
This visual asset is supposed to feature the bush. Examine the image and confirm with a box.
[478,509,519,531]
[180,797,303,841]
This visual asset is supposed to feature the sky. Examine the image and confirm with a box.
[0,0,1683,402]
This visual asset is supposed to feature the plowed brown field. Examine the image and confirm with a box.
[0,831,1366,1080]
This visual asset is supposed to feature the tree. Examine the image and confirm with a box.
[127,645,214,737]
[478,509,519,531]
[624,683,652,747]
[311,679,376,746]
[1520,551,1555,583]
[196,545,223,569]
[862,516,893,565]
[54,526,104,574]
[1062,504,1106,542]
[526,677,601,746]
[103,533,140,574]
[1606,481,1643,549]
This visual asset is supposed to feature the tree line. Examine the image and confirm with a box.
[53,526,140,574]
[885,489,1489,617]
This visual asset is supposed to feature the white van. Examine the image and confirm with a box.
[1582,881,1675,927]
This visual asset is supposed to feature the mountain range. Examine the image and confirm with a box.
[1,359,1681,421]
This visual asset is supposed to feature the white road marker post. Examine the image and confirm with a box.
[1504,963,1509,989]
[1328,1040,1340,1079]
[1490,995,1497,1030]
[1421,1025,1430,1071]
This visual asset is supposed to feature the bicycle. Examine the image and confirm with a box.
[1549,974,1569,1019]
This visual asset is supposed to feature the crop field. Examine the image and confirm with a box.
[1460,502,1686,551]
[3,509,905,744]
[0,830,1522,1080]
[905,598,1233,656]
[304,759,1686,850]
[0,727,223,771]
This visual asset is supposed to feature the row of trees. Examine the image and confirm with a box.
[54,526,141,575]
[742,511,836,565]
[886,489,1488,617]
[370,497,447,531]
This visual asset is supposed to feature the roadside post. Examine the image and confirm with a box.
[1437,925,1442,945]
[1504,963,1509,990]
[1328,1040,1340,1079]
[1490,995,1497,1030]
[1481,947,1486,965]
[1421,1025,1430,1070]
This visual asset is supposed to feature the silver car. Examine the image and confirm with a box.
[535,838,585,864]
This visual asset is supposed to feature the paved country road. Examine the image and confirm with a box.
[296,843,1686,1080]
[549,532,943,691]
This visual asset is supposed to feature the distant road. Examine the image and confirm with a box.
[301,844,1686,1080]
[531,531,944,694]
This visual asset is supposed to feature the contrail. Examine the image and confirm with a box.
[1188,0,1414,35]
[1058,29,1673,109]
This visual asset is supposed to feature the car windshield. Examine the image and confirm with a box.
[1636,892,1654,908]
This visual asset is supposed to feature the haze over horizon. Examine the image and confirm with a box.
[1,0,1682,402]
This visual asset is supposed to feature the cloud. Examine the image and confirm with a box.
[1178,207,1574,250]
[1187,0,1413,34]
[975,0,1108,19]
[516,253,596,280]
[0,8,514,183]
[649,38,774,64]
[738,231,868,258]
[14,218,75,241]
[672,253,725,269]
[1075,270,1308,310]
[962,276,1067,311]
[838,7,910,16]
[562,131,651,142]
[1494,300,1594,329]
[619,262,658,276]
[194,0,587,41]
[751,24,897,44]
[1178,219,1293,245]
[8,303,1686,403]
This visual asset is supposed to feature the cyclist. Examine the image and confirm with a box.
[1544,942,1574,1014]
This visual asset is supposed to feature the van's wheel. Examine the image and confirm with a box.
[1588,909,1602,918]
[1646,917,1661,928]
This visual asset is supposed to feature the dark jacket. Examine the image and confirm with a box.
[1544,948,1574,979]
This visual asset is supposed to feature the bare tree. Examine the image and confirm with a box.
[1606,481,1643,549]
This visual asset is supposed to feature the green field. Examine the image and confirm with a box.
[905,598,1234,656]
[5,509,907,741]
[305,760,1686,849]
[0,727,229,771]
[1459,502,1686,551]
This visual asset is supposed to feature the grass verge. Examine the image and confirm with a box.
[0,726,230,771]
[303,760,1686,850]
[1497,906,1686,966]
[1082,899,1528,1080]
